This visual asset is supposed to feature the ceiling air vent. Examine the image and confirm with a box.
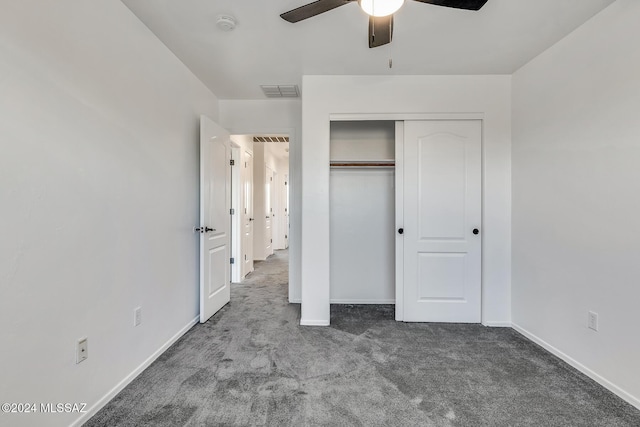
[260,85,300,98]
[253,136,289,143]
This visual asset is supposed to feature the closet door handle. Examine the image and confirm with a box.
[398,228,404,235]
[473,228,479,235]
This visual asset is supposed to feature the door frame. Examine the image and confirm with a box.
[225,128,295,300]
[329,113,486,323]
[230,142,242,283]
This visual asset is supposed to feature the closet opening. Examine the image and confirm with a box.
[329,120,396,307]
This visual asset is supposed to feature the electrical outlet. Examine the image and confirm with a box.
[76,338,88,364]
[134,306,142,327]
[588,311,599,331]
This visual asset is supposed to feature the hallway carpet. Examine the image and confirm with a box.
[86,250,640,426]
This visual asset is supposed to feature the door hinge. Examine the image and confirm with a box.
[270,239,273,243]
[285,182,287,185]
[230,208,235,215]
[230,257,235,264]
[230,159,235,166]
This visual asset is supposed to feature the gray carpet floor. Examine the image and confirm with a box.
[86,250,640,426]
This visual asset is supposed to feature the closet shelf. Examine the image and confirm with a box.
[330,160,395,168]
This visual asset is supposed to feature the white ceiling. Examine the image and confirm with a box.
[121,0,615,99]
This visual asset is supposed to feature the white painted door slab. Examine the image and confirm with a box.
[199,115,231,323]
[283,174,289,249]
[242,150,254,278]
[401,120,482,323]
[264,165,274,257]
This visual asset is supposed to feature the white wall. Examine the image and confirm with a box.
[0,1,219,426]
[301,75,512,326]
[219,100,302,302]
[330,120,396,161]
[512,0,640,408]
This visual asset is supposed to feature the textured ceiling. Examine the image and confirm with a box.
[121,0,615,99]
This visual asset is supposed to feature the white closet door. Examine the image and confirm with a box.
[401,120,482,323]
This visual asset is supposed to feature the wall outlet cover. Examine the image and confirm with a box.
[134,306,142,327]
[76,338,88,364]
[588,311,599,331]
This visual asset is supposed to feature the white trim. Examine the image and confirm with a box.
[512,323,640,411]
[483,321,512,327]
[300,319,330,326]
[70,316,199,427]
[329,113,485,122]
[289,298,301,304]
[330,299,396,304]
[395,120,404,321]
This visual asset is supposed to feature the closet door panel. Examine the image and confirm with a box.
[402,120,482,323]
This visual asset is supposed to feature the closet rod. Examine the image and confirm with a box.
[330,161,395,168]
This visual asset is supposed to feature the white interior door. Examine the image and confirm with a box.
[264,165,274,257]
[199,115,231,323]
[400,120,482,322]
[283,174,289,249]
[242,150,254,278]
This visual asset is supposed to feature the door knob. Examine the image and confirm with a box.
[194,226,215,233]
[473,228,479,235]
[398,228,404,235]
[249,218,254,221]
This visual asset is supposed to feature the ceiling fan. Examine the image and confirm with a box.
[280,0,488,48]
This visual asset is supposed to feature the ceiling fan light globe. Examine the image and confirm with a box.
[359,0,404,17]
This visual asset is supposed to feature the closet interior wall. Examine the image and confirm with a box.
[330,121,396,303]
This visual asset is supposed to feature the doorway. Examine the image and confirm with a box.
[230,134,290,284]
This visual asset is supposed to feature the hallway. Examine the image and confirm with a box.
[86,249,640,426]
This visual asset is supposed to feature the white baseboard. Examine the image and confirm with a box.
[289,298,301,304]
[483,321,512,327]
[512,323,640,411]
[70,316,199,427]
[330,299,396,304]
[300,319,330,326]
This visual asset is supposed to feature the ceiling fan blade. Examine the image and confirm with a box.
[412,0,488,11]
[369,15,393,48]
[281,0,355,23]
